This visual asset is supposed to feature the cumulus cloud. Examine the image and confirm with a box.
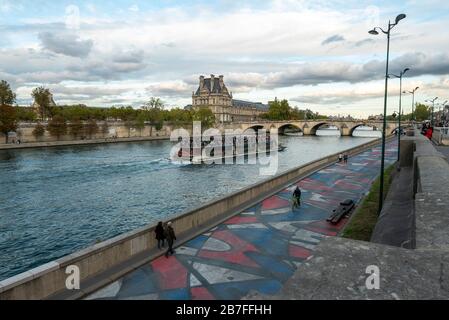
[38,32,93,58]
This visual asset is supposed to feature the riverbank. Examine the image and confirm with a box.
[0,136,170,150]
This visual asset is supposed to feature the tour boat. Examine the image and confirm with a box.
[173,133,280,164]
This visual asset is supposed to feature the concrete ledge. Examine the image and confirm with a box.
[0,137,383,300]
[245,237,449,300]
[0,136,169,150]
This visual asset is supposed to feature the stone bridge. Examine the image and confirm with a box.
[218,120,408,136]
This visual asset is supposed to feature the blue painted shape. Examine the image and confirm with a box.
[230,229,289,257]
[184,235,209,250]
[116,265,158,298]
[246,252,294,281]
[160,288,190,300]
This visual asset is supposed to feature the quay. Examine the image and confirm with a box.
[0,136,397,300]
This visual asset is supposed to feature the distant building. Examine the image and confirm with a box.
[191,75,268,123]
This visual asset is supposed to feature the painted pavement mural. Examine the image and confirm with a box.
[86,141,397,300]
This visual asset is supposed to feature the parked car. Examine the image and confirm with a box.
[327,199,355,224]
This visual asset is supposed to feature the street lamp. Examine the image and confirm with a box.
[403,86,419,122]
[389,68,409,161]
[368,13,406,215]
[439,100,447,125]
[425,97,438,126]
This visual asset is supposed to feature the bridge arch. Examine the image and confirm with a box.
[349,123,379,136]
[309,122,341,136]
[278,123,302,135]
[244,124,265,132]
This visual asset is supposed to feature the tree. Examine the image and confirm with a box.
[47,115,67,139]
[69,117,84,138]
[85,119,98,139]
[414,103,430,121]
[32,123,46,141]
[192,107,215,129]
[15,107,37,122]
[31,87,52,120]
[143,97,164,110]
[264,98,291,120]
[134,113,146,136]
[0,80,16,106]
[0,104,18,143]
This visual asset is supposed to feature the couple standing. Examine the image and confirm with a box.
[338,153,349,164]
[155,221,177,258]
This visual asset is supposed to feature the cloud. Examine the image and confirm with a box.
[291,91,384,105]
[0,0,23,13]
[128,4,139,12]
[38,32,94,58]
[354,38,375,47]
[146,81,191,97]
[322,34,345,45]
[216,52,449,89]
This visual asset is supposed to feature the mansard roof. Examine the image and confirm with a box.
[232,99,269,111]
[195,78,227,95]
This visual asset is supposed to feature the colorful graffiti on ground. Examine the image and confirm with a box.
[86,142,397,300]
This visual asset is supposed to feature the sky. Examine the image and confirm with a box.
[1,0,449,118]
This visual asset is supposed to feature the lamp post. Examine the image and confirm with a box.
[425,97,438,126]
[389,68,409,162]
[368,13,406,215]
[439,100,447,125]
[403,86,419,122]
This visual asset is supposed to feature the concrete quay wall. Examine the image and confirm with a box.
[0,137,383,300]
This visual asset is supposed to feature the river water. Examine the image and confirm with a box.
[0,128,381,280]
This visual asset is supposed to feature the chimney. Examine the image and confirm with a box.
[199,75,204,89]
[219,75,224,88]
[210,74,215,92]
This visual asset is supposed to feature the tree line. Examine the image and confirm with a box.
[0,80,215,143]
[262,98,329,121]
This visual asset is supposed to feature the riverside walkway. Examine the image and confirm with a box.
[85,140,397,300]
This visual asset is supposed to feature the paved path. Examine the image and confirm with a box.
[436,145,449,162]
[86,141,397,300]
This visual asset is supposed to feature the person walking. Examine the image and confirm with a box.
[165,222,177,258]
[343,153,348,164]
[154,221,165,250]
[338,153,343,163]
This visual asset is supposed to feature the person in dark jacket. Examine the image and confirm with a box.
[155,221,165,249]
[292,186,301,208]
[165,222,177,258]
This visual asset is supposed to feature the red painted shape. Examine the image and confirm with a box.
[289,244,311,259]
[224,216,258,225]
[335,180,362,190]
[151,256,188,290]
[299,179,333,191]
[262,196,290,210]
[191,287,214,300]
[199,230,259,267]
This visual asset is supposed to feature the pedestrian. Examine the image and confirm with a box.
[338,153,343,163]
[343,153,348,164]
[154,221,165,250]
[165,222,177,258]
